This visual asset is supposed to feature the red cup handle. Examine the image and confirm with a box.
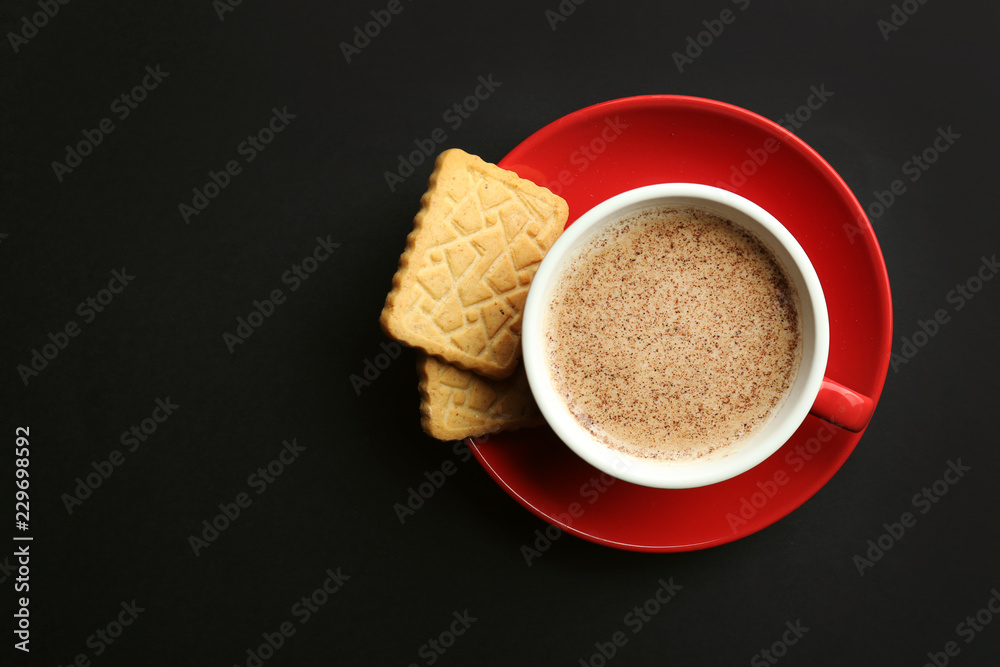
[809,377,874,433]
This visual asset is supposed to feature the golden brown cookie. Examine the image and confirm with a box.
[417,353,544,441]
[380,148,567,379]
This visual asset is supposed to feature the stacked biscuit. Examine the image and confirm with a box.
[380,149,568,440]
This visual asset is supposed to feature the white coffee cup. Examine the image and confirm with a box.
[522,183,867,489]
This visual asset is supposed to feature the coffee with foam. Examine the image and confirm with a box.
[543,206,802,463]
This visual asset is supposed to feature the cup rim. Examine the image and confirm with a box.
[522,183,830,489]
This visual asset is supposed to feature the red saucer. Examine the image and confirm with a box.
[469,95,893,552]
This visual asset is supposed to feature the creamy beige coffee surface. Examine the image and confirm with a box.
[544,206,802,462]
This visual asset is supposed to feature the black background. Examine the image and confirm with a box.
[3,1,999,665]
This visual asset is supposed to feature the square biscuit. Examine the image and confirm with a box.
[380,148,568,379]
[417,353,544,441]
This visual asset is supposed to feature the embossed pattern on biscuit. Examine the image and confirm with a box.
[380,149,568,379]
[417,353,543,441]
